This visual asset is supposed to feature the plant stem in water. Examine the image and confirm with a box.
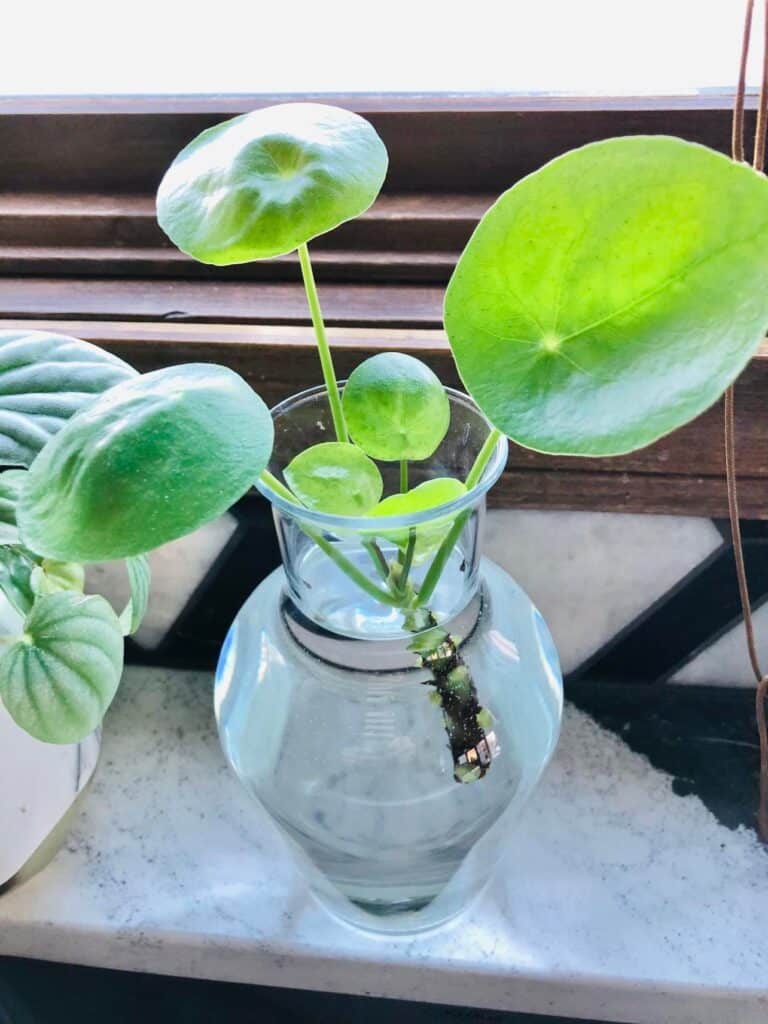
[399,459,408,492]
[297,242,348,442]
[406,611,496,783]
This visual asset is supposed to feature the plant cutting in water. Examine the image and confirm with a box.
[4,99,768,798]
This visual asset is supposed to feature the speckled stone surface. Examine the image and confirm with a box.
[1,666,766,1024]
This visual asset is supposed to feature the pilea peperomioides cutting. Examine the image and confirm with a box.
[3,100,768,792]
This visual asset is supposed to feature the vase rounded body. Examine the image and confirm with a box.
[215,386,563,932]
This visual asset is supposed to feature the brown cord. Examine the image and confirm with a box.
[733,0,755,162]
[726,0,768,841]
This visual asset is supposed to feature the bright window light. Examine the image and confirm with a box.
[2,0,764,96]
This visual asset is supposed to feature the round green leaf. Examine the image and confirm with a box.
[445,136,768,456]
[18,364,274,562]
[284,442,383,515]
[373,477,466,562]
[0,330,136,467]
[157,103,388,265]
[0,591,124,744]
[342,353,450,461]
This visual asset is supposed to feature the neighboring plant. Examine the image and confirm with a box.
[0,331,273,744]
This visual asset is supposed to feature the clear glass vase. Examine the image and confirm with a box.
[215,385,563,932]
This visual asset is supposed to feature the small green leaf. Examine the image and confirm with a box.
[0,547,36,616]
[31,559,85,596]
[342,353,450,461]
[284,442,383,515]
[157,103,388,264]
[0,330,136,467]
[373,477,466,562]
[0,469,27,544]
[0,591,124,744]
[445,136,768,456]
[119,554,151,636]
[18,364,274,563]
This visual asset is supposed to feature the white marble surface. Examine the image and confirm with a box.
[485,510,722,673]
[1,665,766,1024]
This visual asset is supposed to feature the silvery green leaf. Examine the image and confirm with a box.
[18,363,274,562]
[119,554,151,636]
[0,591,124,744]
[0,546,36,616]
[0,469,27,544]
[0,330,136,466]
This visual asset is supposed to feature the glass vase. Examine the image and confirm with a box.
[215,385,562,932]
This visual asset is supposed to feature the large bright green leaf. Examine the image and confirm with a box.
[18,364,274,562]
[0,591,124,744]
[445,136,768,456]
[157,103,388,264]
[0,330,136,466]
[342,353,450,461]
[0,469,26,544]
[284,441,383,516]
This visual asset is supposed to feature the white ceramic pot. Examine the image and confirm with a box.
[0,594,100,891]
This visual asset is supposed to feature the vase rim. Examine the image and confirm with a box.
[256,383,508,531]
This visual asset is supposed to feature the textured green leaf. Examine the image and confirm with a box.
[119,554,151,636]
[0,547,36,616]
[342,353,450,461]
[373,477,466,562]
[0,469,27,544]
[0,330,136,467]
[157,103,388,264]
[284,442,383,516]
[445,136,768,456]
[0,591,124,743]
[18,364,274,562]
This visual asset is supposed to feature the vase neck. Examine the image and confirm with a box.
[281,583,484,671]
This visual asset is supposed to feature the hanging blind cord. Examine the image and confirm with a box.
[726,0,768,841]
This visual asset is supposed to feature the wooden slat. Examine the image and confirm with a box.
[0,191,489,282]
[0,246,457,283]
[0,192,490,250]
[0,279,444,327]
[1,318,765,518]
[0,95,753,193]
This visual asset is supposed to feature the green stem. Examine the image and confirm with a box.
[297,242,347,442]
[409,427,503,608]
[398,530,417,594]
[363,538,391,582]
[260,470,398,603]
[414,510,470,607]
[260,469,299,505]
[465,427,502,490]
[399,459,409,493]
[311,531,403,606]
